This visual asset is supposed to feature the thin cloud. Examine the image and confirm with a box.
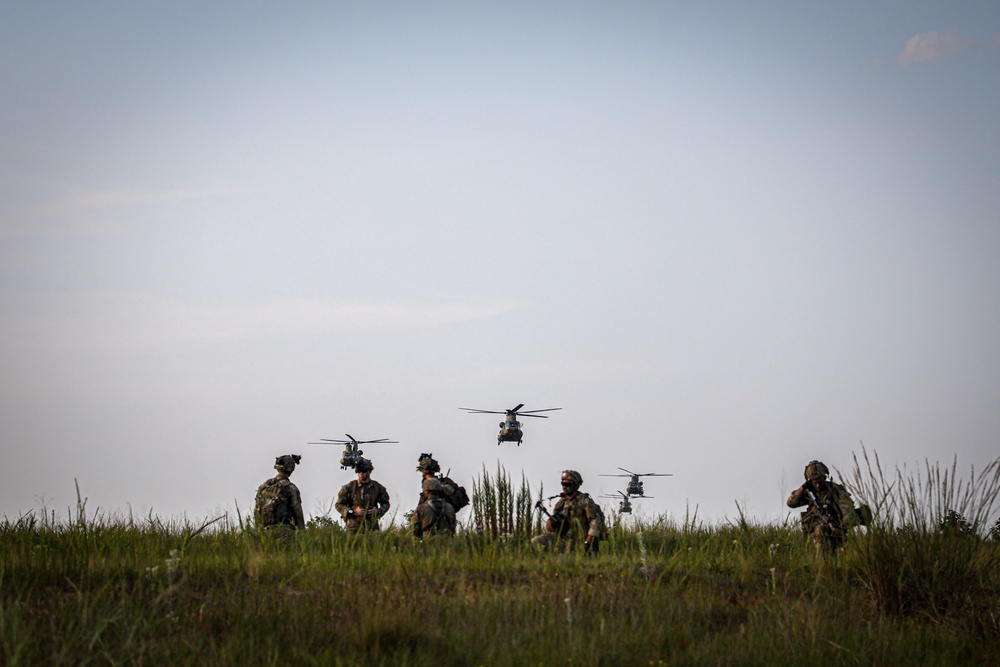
[1,184,232,239]
[893,31,977,66]
[2,294,530,354]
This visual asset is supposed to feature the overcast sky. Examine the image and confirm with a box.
[3,2,999,527]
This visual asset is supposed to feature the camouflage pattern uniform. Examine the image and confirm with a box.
[335,458,390,534]
[411,477,457,537]
[532,470,604,553]
[415,453,467,512]
[254,454,305,530]
[787,460,858,553]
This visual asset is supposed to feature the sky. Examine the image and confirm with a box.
[2,2,999,528]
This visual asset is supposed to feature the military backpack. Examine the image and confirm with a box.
[441,476,470,511]
[255,477,289,526]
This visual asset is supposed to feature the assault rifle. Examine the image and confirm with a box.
[535,494,570,536]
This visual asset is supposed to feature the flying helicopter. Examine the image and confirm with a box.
[599,467,672,497]
[600,490,634,514]
[307,434,398,470]
[459,403,561,445]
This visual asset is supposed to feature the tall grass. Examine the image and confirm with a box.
[3,457,999,665]
[845,447,1000,626]
[470,463,540,540]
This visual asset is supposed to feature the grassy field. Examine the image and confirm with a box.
[2,457,999,666]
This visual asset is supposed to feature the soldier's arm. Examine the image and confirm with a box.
[335,485,353,519]
[786,486,810,508]
[411,506,423,537]
[585,496,603,538]
[377,484,390,517]
[290,486,305,529]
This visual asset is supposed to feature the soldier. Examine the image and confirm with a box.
[531,470,604,554]
[787,460,860,553]
[411,477,457,538]
[254,454,305,530]
[335,457,390,534]
[415,453,470,513]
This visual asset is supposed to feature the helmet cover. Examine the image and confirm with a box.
[275,454,301,473]
[416,453,441,474]
[804,460,829,481]
[561,470,583,487]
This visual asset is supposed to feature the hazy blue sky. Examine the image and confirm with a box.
[3,2,999,526]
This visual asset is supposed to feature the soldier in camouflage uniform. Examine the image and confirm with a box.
[415,453,469,513]
[787,460,859,553]
[410,477,457,538]
[335,457,390,534]
[254,454,305,530]
[531,470,604,554]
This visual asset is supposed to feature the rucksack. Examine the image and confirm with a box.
[254,477,288,526]
[440,476,470,511]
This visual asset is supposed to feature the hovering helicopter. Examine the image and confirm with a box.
[307,434,398,470]
[600,467,672,497]
[600,490,634,514]
[459,403,561,445]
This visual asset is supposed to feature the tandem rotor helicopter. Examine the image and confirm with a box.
[307,434,398,470]
[600,490,634,514]
[600,467,672,497]
[459,403,561,445]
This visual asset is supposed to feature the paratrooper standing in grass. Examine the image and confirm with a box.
[531,470,604,554]
[336,457,390,534]
[254,454,305,530]
[411,477,457,537]
[787,460,862,553]
[415,453,470,514]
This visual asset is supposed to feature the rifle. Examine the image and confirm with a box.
[800,484,840,532]
[535,494,570,536]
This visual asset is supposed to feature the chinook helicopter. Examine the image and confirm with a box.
[307,434,397,470]
[600,467,672,497]
[600,490,634,514]
[459,403,561,445]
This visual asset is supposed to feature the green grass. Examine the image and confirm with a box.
[2,460,999,666]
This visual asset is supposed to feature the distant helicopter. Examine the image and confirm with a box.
[600,490,634,514]
[600,467,672,497]
[307,434,398,470]
[459,403,561,445]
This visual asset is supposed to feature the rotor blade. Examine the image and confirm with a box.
[518,407,562,414]
[345,434,359,443]
[307,441,350,445]
[518,413,550,418]
[598,474,632,477]
[618,467,638,475]
[510,403,524,413]
[460,408,506,415]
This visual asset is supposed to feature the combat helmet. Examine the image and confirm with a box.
[274,454,301,474]
[422,477,443,494]
[416,453,441,474]
[355,457,374,473]
[804,460,829,482]
[561,470,583,487]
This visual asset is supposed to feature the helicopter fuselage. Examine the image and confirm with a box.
[626,477,646,496]
[497,418,523,445]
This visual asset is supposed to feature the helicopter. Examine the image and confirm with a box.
[307,434,398,470]
[599,467,672,497]
[459,403,561,445]
[600,490,634,514]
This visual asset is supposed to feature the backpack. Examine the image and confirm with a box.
[254,477,288,526]
[440,476,470,511]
